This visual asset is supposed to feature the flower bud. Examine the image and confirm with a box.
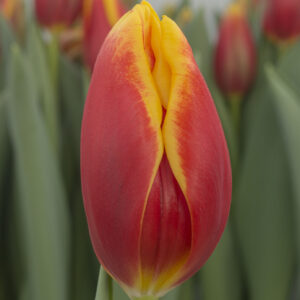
[83,0,125,70]
[263,0,300,43]
[81,1,232,299]
[214,3,257,97]
[0,0,24,37]
[34,0,82,28]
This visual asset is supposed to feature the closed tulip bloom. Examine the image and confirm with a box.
[81,1,231,299]
[214,3,257,97]
[83,0,125,70]
[0,0,23,37]
[1,0,16,19]
[35,0,82,28]
[263,0,300,42]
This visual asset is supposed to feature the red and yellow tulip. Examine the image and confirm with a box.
[34,0,82,29]
[263,0,300,43]
[83,0,125,70]
[81,1,231,299]
[214,2,257,97]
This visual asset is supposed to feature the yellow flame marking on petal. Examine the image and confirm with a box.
[104,1,196,297]
[107,4,165,292]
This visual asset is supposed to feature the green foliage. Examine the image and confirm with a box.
[6,45,71,299]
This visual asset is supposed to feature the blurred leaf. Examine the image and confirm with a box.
[200,222,243,300]
[72,191,98,300]
[113,280,130,300]
[161,277,194,300]
[95,268,113,300]
[59,56,85,158]
[265,65,300,299]
[6,45,70,300]
[210,86,239,174]
[0,92,9,192]
[183,8,211,78]
[234,72,296,300]
[58,57,85,197]
[277,41,300,99]
[0,92,10,300]
[26,25,59,153]
[0,16,16,89]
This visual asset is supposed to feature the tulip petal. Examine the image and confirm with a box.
[84,0,125,70]
[161,16,232,289]
[81,5,164,292]
[139,154,192,294]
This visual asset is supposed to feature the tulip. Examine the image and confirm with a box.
[81,1,232,299]
[34,0,82,28]
[83,0,125,70]
[214,2,257,97]
[263,0,300,43]
[0,0,23,37]
[0,0,16,19]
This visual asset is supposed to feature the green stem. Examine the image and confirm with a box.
[229,95,242,138]
[229,94,242,175]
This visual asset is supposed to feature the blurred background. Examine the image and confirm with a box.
[1,0,300,299]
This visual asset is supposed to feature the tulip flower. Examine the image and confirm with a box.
[83,0,125,70]
[0,0,16,19]
[0,0,23,36]
[214,2,257,97]
[34,0,82,28]
[263,0,300,43]
[81,1,231,299]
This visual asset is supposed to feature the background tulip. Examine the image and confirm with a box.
[81,1,232,299]
[214,2,257,98]
[35,0,82,28]
[83,0,125,70]
[0,0,16,19]
[0,0,23,40]
[263,0,300,43]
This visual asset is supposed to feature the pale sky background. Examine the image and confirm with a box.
[150,0,230,11]
[148,0,231,39]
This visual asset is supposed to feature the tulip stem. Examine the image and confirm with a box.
[229,95,242,138]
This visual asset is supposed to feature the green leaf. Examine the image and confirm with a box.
[95,267,113,300]
[161,277,194,300]
[265,65,300,299]
[0,15,16,90]
[0,93,10,299]
[59,56,85,158]
[233,71,296,300]
[26,25,59,153]
[71,191,98,300]
[277,41,300,99]
[200,222,243,300]
[183,8,211,78]
[210,85,239,174]
[113,280,130,300]
[6,45,70,300]
[0,92,9,192]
